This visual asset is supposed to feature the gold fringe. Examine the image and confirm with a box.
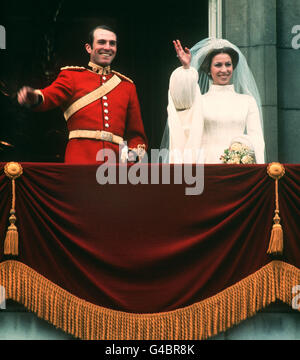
[0,260,299,340]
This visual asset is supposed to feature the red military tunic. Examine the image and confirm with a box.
[34,62,147,163]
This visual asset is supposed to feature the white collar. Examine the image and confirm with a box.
[209,84,235,93]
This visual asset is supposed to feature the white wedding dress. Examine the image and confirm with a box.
[167,66,265,164]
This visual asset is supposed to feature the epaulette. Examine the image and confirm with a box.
[112,70,133,83]
[60,66,86,71]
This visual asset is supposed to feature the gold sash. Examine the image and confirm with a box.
[63,75,121,121]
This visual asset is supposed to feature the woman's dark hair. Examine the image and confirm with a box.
[88,25,117,47]
[200,47,239,74]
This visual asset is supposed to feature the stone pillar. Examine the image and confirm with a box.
[277,0,300,163]
[222,0,278,162]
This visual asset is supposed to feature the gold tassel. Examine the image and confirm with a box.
[268,210,283,255]
[4,209,19,256]
[267,163,285,255]
[3,162,23,256]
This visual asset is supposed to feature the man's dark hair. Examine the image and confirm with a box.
[88,25,117,47]
[200,47,239,74]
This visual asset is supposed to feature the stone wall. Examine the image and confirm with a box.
[223,0,300,163]
[277,0,300,163]
[222,0,278,163]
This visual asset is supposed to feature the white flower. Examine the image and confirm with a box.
[230,142,243,152]
[241,155,254,164]
[241,144,250,152]
[221,143,256,164]
[232,156,241,164]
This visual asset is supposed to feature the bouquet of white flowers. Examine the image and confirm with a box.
[220,142,256,164]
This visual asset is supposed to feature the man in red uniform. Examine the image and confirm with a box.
[17,25,147,163]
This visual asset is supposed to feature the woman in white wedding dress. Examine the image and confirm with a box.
[162,38,265,164]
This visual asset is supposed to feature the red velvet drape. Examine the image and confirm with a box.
[0,163,294,314]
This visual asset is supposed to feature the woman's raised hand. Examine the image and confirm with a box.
[173,40,191,69]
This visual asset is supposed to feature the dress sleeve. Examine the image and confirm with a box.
[246,96,265,164]
[169,66,199,110]
[166,67,204,163]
